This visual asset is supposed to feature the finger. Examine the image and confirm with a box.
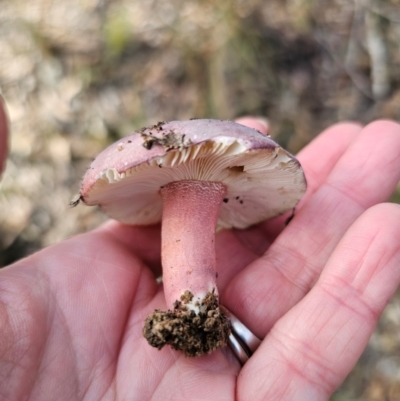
[238,203,400,401]
[258,121,363,242]
[0,97,9,177]
[297,122,362,196]
[216,122,362,289]
[224,120,400,336]
[234,116,269,134]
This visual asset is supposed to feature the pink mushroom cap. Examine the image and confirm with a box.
[79,119,306,229]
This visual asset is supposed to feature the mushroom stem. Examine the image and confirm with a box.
[160,180,226,311]
[143,179,231,356]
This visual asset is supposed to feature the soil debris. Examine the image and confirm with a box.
[141,130,192,151]
[143,290,231,357]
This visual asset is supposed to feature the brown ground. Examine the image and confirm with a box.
[1,0,400,398]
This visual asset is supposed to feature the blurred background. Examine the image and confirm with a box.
[0,0,400,398]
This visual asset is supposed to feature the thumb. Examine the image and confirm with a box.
[0,97,9,178]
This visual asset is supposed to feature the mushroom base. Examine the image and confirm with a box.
[143,290,231,357]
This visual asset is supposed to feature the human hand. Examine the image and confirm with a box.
[0,96,8,176]
[1,104,400,400]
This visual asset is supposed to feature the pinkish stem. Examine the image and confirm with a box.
[161,180,226,311]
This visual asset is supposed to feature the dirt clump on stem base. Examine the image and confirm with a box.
[143,290,231,357]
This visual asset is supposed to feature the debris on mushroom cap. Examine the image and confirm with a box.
[79,119,307,229]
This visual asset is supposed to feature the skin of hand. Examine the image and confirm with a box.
[1,101,400,401]
[0,97,8,176]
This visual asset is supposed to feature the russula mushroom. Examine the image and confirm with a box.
[77,119,307,356]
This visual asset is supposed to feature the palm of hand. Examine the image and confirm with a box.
[1,224,240,400]
[1,120,400,401]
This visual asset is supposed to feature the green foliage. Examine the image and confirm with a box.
[103,9,132,60]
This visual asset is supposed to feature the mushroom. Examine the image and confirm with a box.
[77,119,307,356]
